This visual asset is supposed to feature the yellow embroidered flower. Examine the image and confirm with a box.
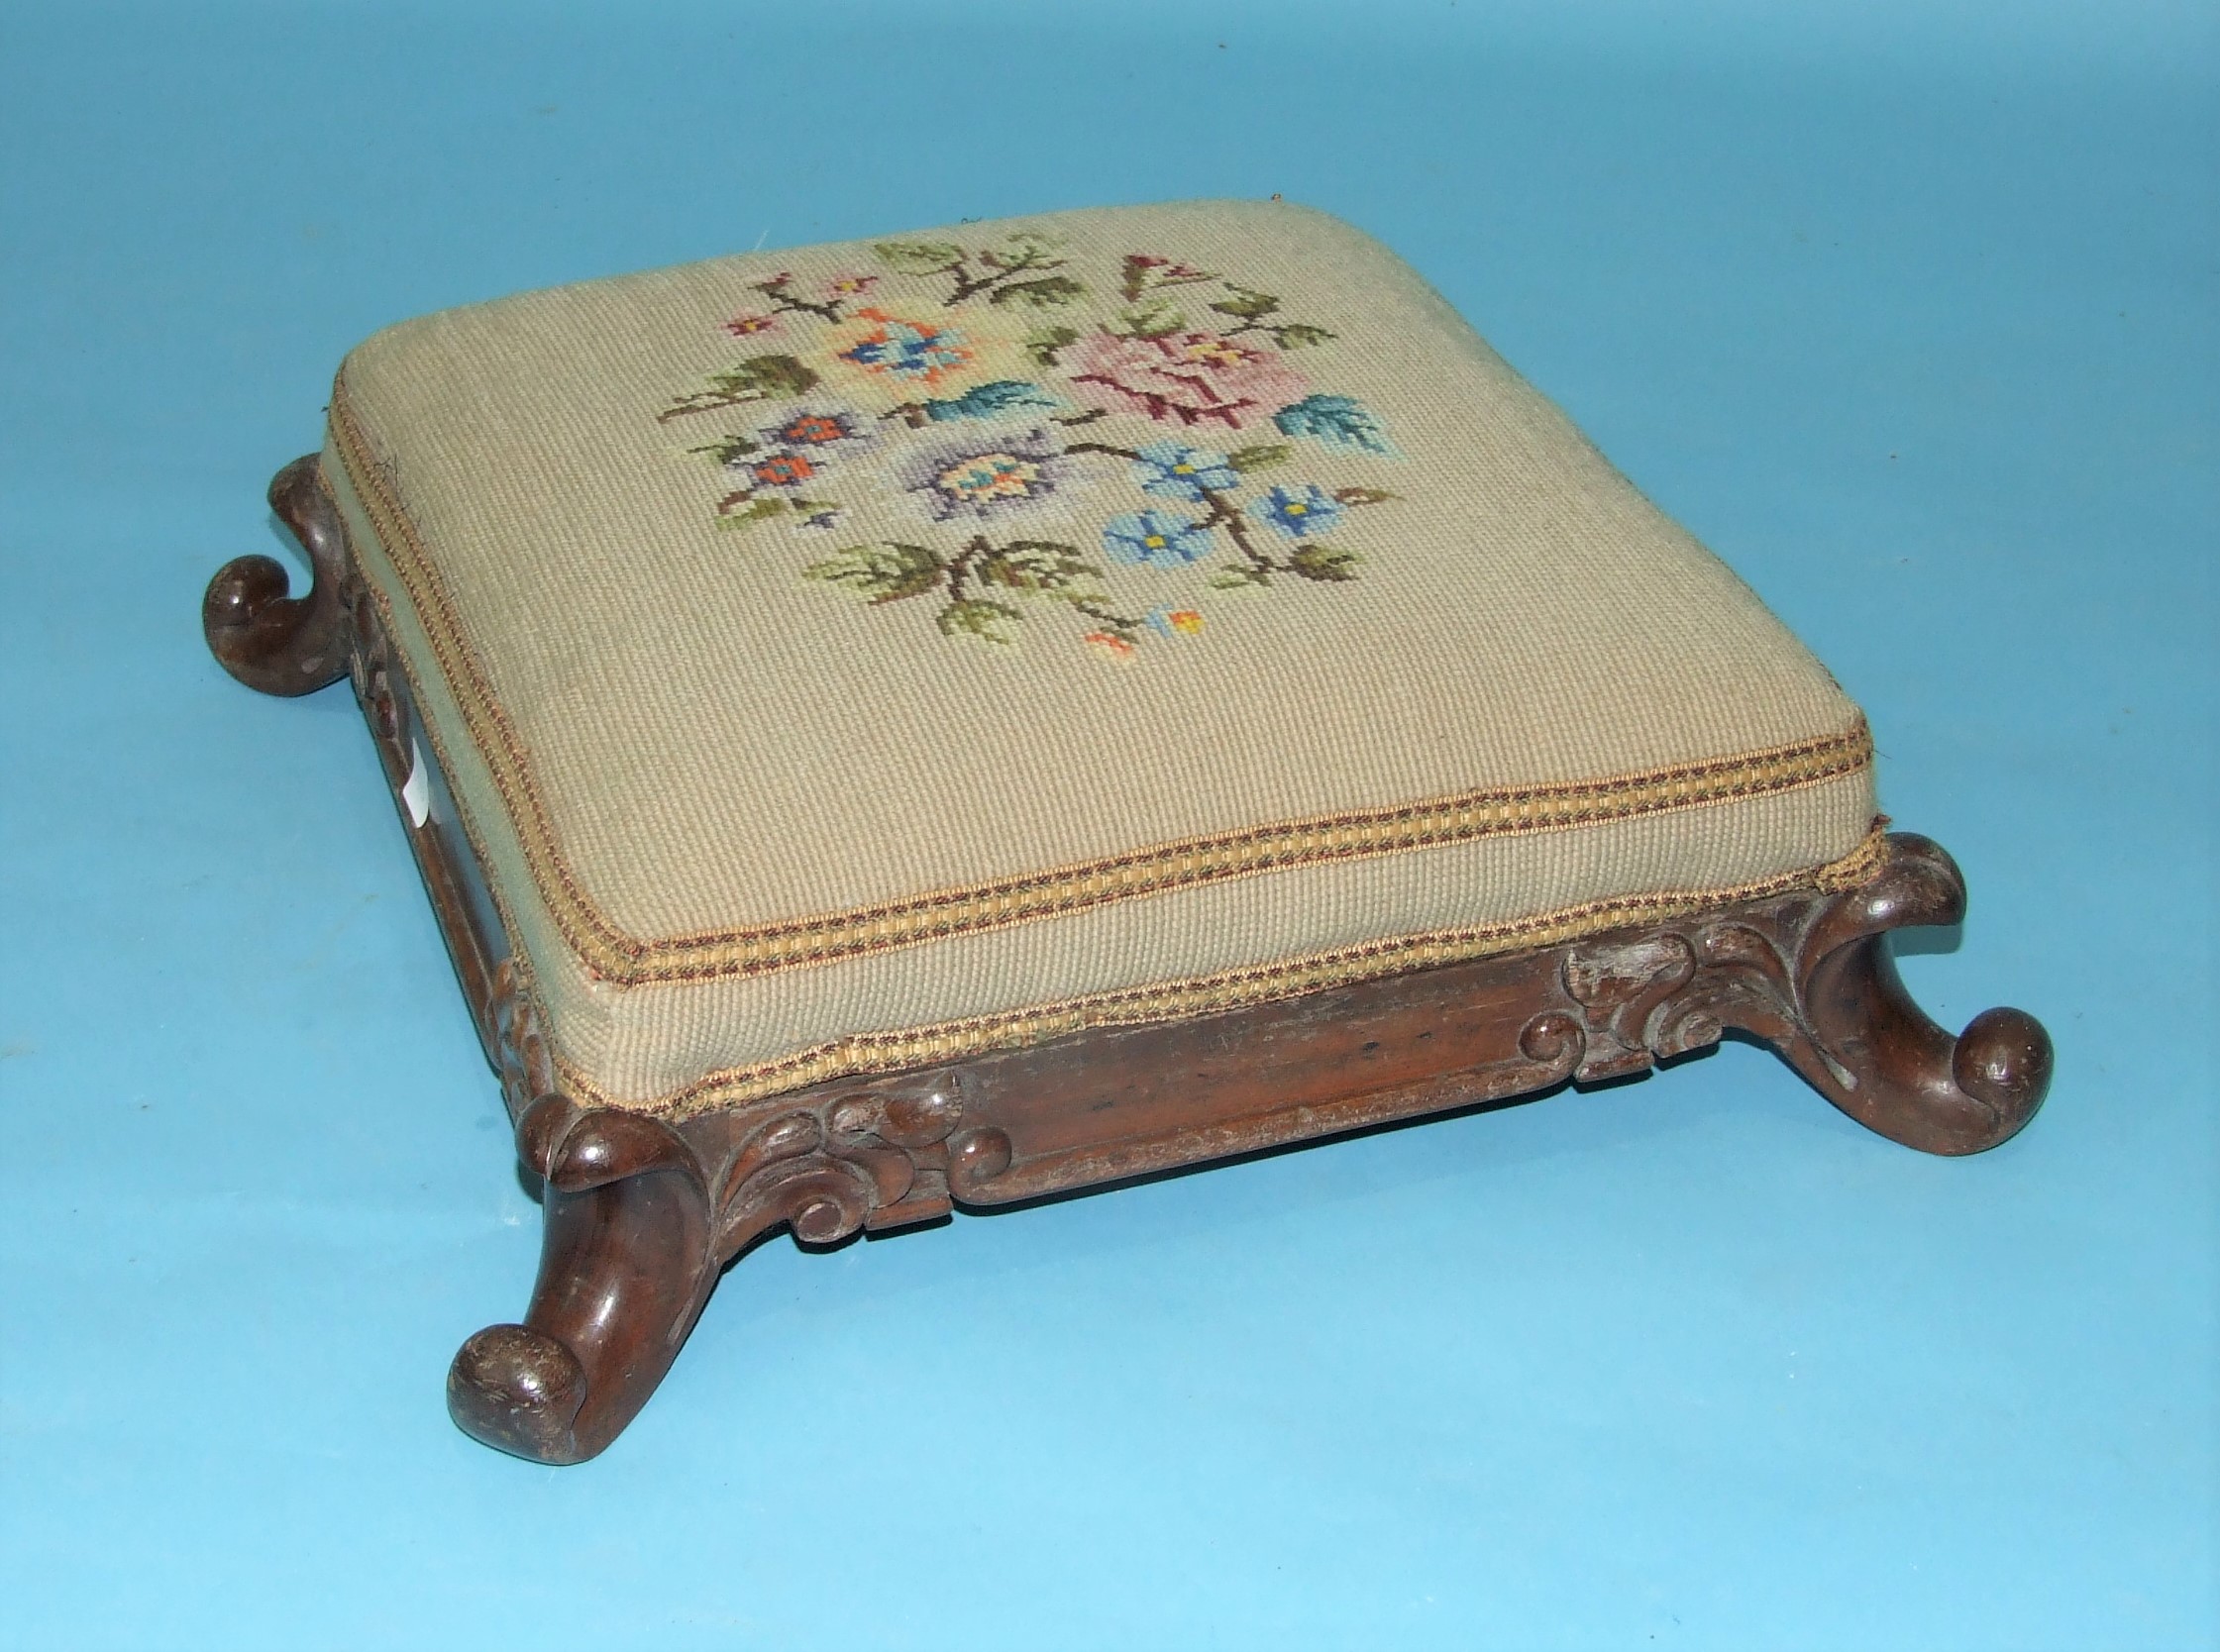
[815,305,1033,409]
[940,453,1041,505]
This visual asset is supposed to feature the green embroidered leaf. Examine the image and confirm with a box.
[989,275,1086,309]
[1210,285,1281,321]
[1273,393,1397,457]
[1288,542,1363,582]
[873,240,965,274]
[1271,323,1335,349]
[803,542,947,603]
[937,598,1023,643]
[999,231,1065,260]
[664,367,806,421]
[1024,324,1082,367]
[1225,443,1293,473]
[975,541,1101,593]
[924,380,1062,422]
[1120,255,1217,299]
[1210,566,1273,589]
[1119,300,1185,339]
[711,355,818,399]
[690,434,759,465]
[1333,486,1397,505]
[716,496,791,530]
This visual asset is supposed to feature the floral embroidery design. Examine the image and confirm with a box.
[898,428,1080,522]
[1066,330,1310,430]
[659,228,1402,652]
[1134,441,1241,498]
[1249,482,1345,539]
[834,309,975,386]
[766,408,871,451]
[1103,510,1213,567]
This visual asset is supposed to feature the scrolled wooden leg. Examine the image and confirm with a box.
[202,455,350,696]
[448,1098,718,1465]
[1733,833,2053,1156]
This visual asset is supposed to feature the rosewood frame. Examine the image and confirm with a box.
[205,456,2054,1464]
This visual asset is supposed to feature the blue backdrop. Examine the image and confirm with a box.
[2,2,2212,1646]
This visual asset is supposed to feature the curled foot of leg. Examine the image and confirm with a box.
[1760,834,2053,1155]
[447,1105,714,1465]
[448,1324,591,1464]
[202,456,350,696]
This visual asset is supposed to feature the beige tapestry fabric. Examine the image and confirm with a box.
[323,198,1879,1115]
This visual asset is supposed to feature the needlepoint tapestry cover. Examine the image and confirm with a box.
[322,198,1877,1113]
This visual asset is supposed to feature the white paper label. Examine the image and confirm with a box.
[401,739,430,829]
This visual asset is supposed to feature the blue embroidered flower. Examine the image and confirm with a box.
[1132,441,1240,500]
[1248,483,1345,539]
[1103,511,1213,568]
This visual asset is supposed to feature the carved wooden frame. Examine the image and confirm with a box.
[205,456,2055,1464]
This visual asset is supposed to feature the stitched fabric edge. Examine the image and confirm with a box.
[330,383,1874,987]
[549,821,1890,1118]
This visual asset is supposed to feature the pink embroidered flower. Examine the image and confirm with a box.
[1065,330,1309,431]
[723,313,780,337]
[824,271,880,297]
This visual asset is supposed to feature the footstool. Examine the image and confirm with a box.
[202,199,2052,1464]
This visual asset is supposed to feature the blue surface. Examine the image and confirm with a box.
[2,2,2213,1645]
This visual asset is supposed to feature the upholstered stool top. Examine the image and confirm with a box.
[323,199,1878,1115]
